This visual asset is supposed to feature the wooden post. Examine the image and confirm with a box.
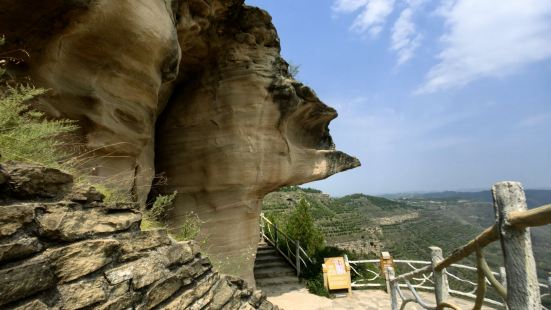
[274,224,279,250]
[499,267,509,308]
[430,246,449,305]
[388,267,398,310]
[260,213,265,240]
[384,266,391,294]
[380,251,394,293]
[499,267,507,289]
[493,182,541,309]
[296,240,301,277]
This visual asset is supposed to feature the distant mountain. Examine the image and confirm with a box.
[384,189,551,208]
[262,186,551,282]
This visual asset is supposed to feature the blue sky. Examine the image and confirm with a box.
[245,0,551,196]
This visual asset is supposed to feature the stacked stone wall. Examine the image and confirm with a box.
[0,162,276,310]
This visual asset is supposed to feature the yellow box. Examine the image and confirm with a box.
[322,256,352,295]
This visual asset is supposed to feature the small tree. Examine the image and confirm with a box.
[288,63,300,78]
[284,197,325,256]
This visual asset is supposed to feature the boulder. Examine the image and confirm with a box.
[104,254,170,289]
[0,203,37,237]
[0,237,43,262]
[58,277,108,309]
[0,162,73,199]
[139,275,182,310]
[45,239,119,283]
[37,207,141,241]
[117,229,172,261]
[13,300,49,310]
[0,259,55,306]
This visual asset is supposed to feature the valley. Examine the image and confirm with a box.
[262,186,551,280]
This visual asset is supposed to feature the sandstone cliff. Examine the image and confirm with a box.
[0,161,277,309]
[0,0,360,283]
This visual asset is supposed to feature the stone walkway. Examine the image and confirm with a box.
[262,283,502,310]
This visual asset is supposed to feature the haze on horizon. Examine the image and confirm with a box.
[246,0,551,196]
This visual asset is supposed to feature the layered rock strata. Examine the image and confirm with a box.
[1,0,360,283]
[159,3,359,284]
[0,162,276,309]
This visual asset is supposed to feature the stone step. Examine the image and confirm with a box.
[254,255,283,264]
[254,266,296,279]
[254,260,290,269]
[256,248,277,256]
[256,275,300,287]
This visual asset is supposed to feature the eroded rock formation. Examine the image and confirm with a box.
[0,162,277,309]
[1,0,360,283]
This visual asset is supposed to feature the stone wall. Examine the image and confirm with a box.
[0,161,276,310]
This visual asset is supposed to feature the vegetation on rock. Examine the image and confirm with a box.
[0,85,77,167]
[149,190,177,222]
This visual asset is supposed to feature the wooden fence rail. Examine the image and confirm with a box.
[385,181,551,310]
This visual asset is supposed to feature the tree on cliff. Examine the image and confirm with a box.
[284,197,325,256]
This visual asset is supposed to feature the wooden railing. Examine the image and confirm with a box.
[259,213,314,277]
[384,181,551,310]
[347,258,519,308]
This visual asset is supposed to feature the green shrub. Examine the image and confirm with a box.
[0,85,77,167]
[149,190,177,222]
[305,274,329,297]
[171,211,201,241]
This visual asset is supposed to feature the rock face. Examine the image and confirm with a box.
[1,0,360,282]
[0,162,276,309]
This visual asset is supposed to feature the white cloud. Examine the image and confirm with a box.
[417,0,551,93]
[333,0,395,37]
[391,8,422,64]
[332,0,370,13]
[516,113,551,128]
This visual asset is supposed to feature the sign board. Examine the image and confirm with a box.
[322,256,352,295]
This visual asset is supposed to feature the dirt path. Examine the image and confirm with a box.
[262,283,501,310]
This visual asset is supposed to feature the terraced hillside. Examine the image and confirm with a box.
[261,187,551,280]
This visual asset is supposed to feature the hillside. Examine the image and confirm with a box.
[384,189,551,208]
[262,186,551,280]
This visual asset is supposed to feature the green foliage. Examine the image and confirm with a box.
[140,216,165,231]
[283,198,325,256]
[172,211,201,241]
[301,187,322,194]
[276,185,321,194]
[0,85,77,167]
[143,192,201,241]
[305,274,329,297]
[278,185,300,192]
[93,184,133,205]
[149,190,177,222]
